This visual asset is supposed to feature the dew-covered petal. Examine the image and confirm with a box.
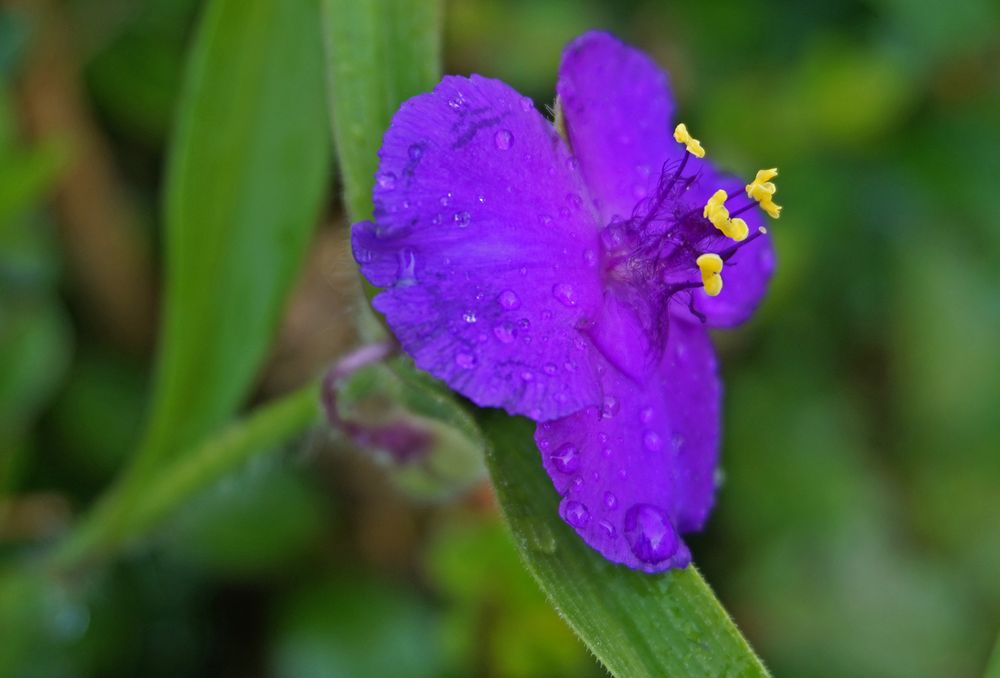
[352,75,607,420]
[684,173,776,327]
[557,31,685,222]
[534,321,720,573]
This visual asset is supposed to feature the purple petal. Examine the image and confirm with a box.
[352,75,609,420]
[535,320,720,572]
[557,31,682,222]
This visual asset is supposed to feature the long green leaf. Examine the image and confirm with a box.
[320,3,767,673]
[321,0,442,222]
[141,0,330,468]
[481,413,769,677]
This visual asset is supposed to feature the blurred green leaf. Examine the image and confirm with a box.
[141,0,330,468]
[0,142,67,229]
[0,303,72,431]
[321,0,442,221]
[481,413,768,677]
[0,569,90,677]
[426,517,598,677]
[986,634,1000,678]
[166,460,326,577]
[272,576,444,678]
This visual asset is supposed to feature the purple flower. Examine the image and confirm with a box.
[351,31,777,572]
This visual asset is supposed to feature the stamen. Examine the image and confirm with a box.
[673,123,705,158]
[745,168,782,219]
[702,190,749,241]
[696,253,724,296]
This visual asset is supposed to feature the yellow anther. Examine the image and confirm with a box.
[696,253,724,297]
[745,168,782,219]
[727,217,749,241]
[673,123,705,158]
[702,189,748,241]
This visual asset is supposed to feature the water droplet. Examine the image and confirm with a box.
[643,431,662,452]
[562,500,590,528]
[493,322,516,344]
[598,520,617,539]
[497,289,521,310]
[517,318,531,330]
[632,184,648,199]
[640,407,654,424]
[671,433,686,452]
[431,214,442,225]
[477,193,486,204]
[543,363,558,376]
[563,360,577,372]
[542,310,553,321]
[355,248,373,263]
[520,96,533,112]
[376,171,396,190]
[455,352,476,369]
[520,370,534,382]
[552,283,577,307]
[494,128,513,150]
[526,521,557,554]
[601,225,624,250]
[714,468,726,488]
[448,94,466,111]
[602,446,612,458]
[566,193,583,209]
[453,211,471,227]
[604,492,618,510]
[624,504,679,563]
[440,192,452,207]
[550,443,579,473]
[583,249,598,267]
[602,395,620,419]
[462,310,477,323]
[395,250,416,285]
[408,143,424,160]
[538,213,553,226]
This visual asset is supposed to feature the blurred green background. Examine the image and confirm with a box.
[1,0,999,676]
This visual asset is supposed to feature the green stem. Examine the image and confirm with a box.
[48,382,320,572]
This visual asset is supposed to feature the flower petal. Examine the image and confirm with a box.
[352,75,608,420]
[534,320,720,572]
[557,31,682,222]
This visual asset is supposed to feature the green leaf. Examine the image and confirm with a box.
[481,412,769,677]
[986,633,1000,678]
[320,0,442,222]
[141,0,330,467]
